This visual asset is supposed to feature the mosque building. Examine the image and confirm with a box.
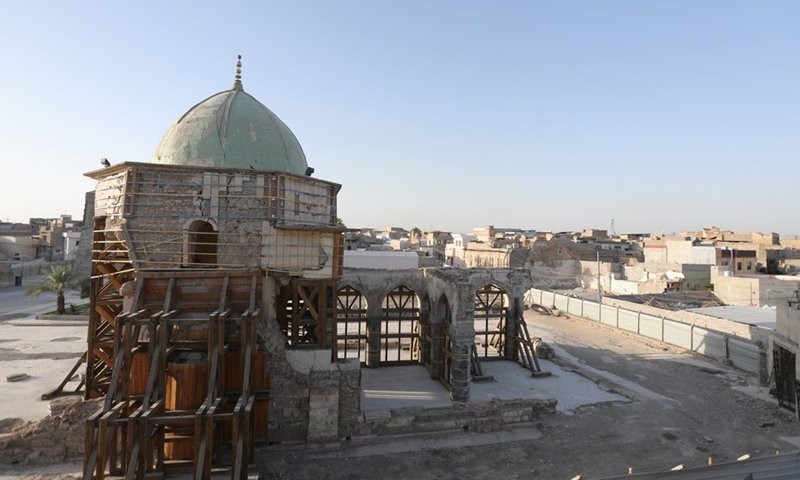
[80,57,535,479]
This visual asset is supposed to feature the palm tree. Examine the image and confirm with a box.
[410,227,422,240]
[25,264,84,314]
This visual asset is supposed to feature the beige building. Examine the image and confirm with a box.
[712,274,800,307]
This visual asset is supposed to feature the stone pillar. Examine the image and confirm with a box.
[504,296,519,362]
[74,191,95,278]
[428,323,441,380]
[365,303,383,368]
[448,329,472,403]
[449,282,475,403]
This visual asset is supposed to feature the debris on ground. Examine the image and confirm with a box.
[0,396,102,465]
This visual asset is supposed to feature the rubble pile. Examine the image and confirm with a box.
[0,396,102,465]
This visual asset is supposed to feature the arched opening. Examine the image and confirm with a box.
[336,286,368,363]
[186,220,218,266]
[474,284,509,359]
[380,285,420,364]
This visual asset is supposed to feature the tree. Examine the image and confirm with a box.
[336,217,346,228]
[25,264,84,314]
[410,227,422,239]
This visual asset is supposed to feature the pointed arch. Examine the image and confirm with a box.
[336,285,368,363]
[474,284,509,359]
[380,285,421,364]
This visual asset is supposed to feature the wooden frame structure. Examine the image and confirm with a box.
[276,278,338,351]
[380,285,421,364]
[83,271,267,480]
[86,216,136,399]
[335,286,368,363]
[474,284,508,359]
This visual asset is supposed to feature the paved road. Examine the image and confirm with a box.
[0,275,84,321]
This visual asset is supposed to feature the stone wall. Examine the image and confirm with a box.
[263,348,361,443]
[357,398,557,437]
[74,191,94,277]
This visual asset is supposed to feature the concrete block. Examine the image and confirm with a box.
[5,373,29,382]
[286,349,338,374]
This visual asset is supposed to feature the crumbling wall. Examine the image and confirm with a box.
[357,398,557,436]
[262,348,360,443]
[257,277,361,443]
[119,169,265,269]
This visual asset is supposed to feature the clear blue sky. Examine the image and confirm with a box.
[1,1,797,236]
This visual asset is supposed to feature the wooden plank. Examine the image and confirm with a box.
[162,277,176,313]
[218,276,230,313]
[42,351,87,399]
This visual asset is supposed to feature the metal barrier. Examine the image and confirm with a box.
[526,288,764,376]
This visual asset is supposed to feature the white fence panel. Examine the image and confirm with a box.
[525,288,543,306]
[583,301,600,321]
[617,309,638,333]
[541,290,556,308]
[553,294,569,312]
[663,320,693,350]
[567,297,583,316]
[600,304,618,327]
[692,327,726,358]
[639,314,662,341]
[728,337,761,375]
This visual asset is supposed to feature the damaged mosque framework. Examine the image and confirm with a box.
[78,57,539,479]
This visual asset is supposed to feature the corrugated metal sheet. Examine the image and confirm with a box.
[601,304,618,327]
[595,451,800,479]
[528,289,763,377]
[567,297,583,316]
[553,293,569,312]
[728,337,762,375]
[692,327,726,358]
[639,314,663,341]
[541,290,556,308]
[618,309,639,333]
[583,301,601,321]
[663,320,693,350]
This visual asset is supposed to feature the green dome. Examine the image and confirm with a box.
[151,84,308,175]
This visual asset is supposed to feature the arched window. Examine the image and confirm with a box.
[186,220,217,266]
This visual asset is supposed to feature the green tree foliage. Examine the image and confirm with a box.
[410,227,422,239]
[336,217,346,228]
[25,264,84,315]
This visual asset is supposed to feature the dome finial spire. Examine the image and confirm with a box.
[232,55,244,91]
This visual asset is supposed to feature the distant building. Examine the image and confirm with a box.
[444,233,475,267]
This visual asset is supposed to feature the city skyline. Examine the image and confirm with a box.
[1,2,797,236]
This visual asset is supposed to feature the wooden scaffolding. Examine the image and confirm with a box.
[82,270,267,480]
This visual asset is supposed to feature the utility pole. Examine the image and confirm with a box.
[597,249,602,304]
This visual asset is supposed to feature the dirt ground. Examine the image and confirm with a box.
[259,312,800,480]
[4,311,797,480]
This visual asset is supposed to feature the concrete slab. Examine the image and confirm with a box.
[361,366,451,411]
[360,358,628,414]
